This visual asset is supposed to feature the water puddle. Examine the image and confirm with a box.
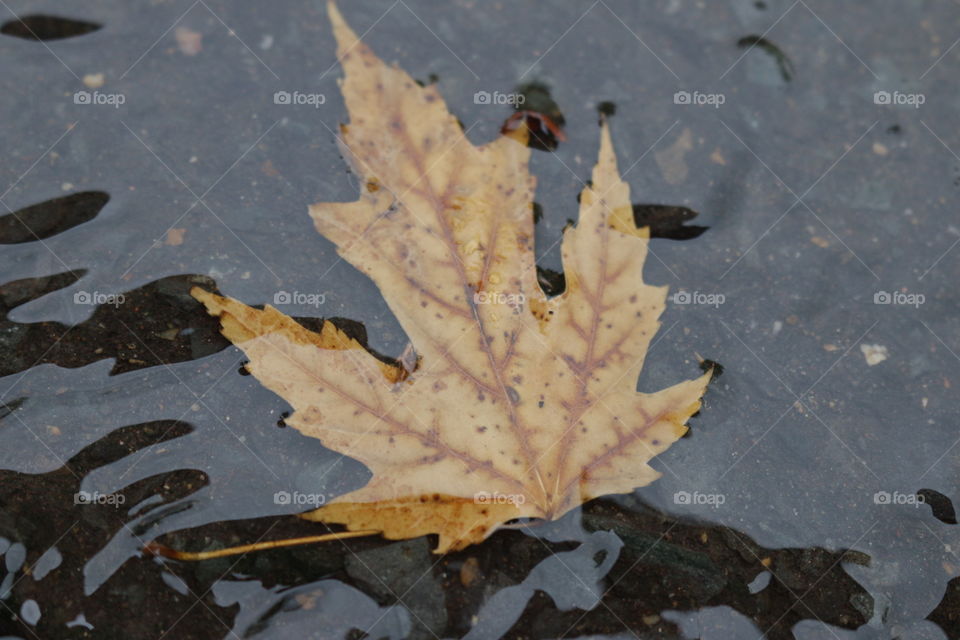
[1,1,959,639]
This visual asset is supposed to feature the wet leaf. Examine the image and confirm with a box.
[192,1,710,553]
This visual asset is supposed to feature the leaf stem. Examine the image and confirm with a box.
[143,530,379,561]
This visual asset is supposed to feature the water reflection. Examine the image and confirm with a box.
[1,0,959,636]
[0,192,109,245]
[0,260,919,639]
[0,273,228,377]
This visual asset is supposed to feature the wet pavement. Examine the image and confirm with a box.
[1,1,960,638]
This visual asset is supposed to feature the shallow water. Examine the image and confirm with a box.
[1,1,959,638]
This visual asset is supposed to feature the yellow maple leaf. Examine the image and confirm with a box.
[191,2,710,553]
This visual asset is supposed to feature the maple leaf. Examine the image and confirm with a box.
[191,1,710,553]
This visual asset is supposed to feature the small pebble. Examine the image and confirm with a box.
[860,343,889,366]
[175,26,203,56]
[165,228,187,246]
[82,73,105,89]
[460,557,480,587]
[810,236,829,248]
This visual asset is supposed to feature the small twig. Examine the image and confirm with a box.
[143,530,379,561]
